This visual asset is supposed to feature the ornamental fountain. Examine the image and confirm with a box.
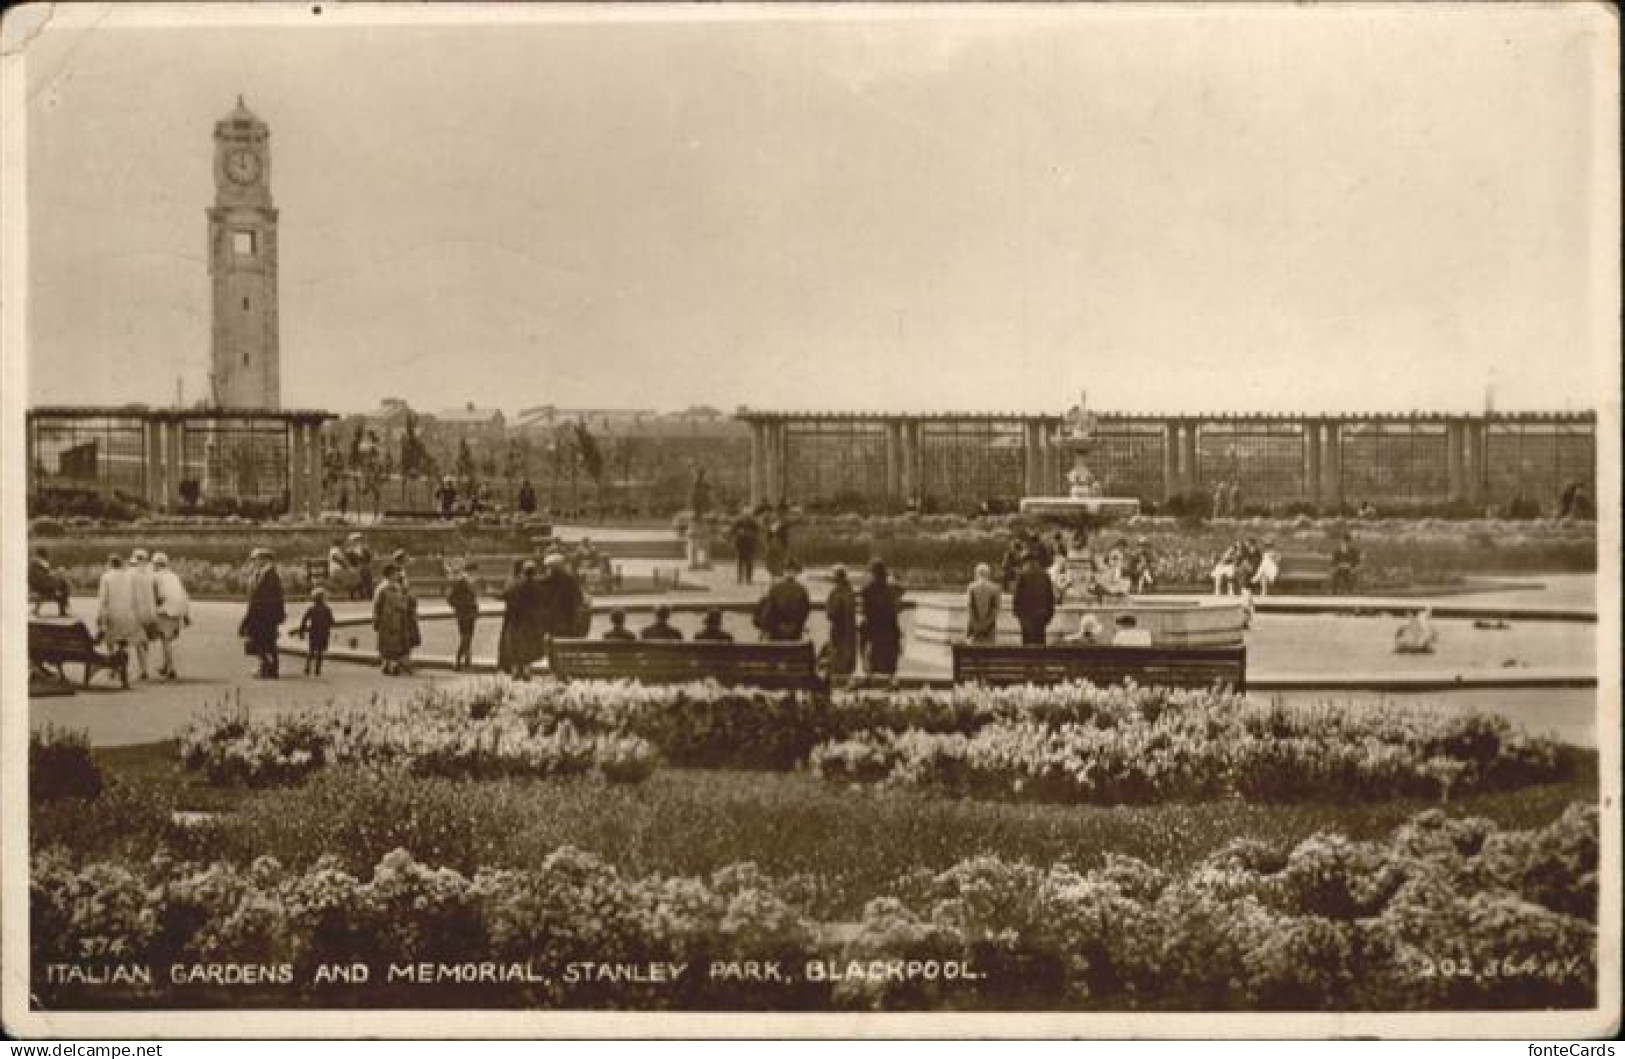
[907,393,1249,660]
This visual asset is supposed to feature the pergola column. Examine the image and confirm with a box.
[884,421,902,502]
[1445,419,1465,503]
[165,422,184,509]
[1022,421,1041,495]
[1189,422,1202,493]
[24,415,37,496]
[1305,419,1323,511]
[1162,421,1178,501]
[748,422,765,508]
[1465,418,1488,508]
[1320,421,1343,511]
[288,422,308,518]
[902,421,920,505]
[143,420,165,509]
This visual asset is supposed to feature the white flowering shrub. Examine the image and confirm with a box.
[32,803,1599,1010]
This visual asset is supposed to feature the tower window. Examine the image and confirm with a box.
[233,230,257,255]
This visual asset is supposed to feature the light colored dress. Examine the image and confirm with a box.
[128,563,160,634]
[97,567,144,644]
[153,569,191,640]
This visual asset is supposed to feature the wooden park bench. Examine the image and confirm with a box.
[1274,552,1334,594]
[549,638,822,690]
[952,643,1247,692]
[29,619,130,689]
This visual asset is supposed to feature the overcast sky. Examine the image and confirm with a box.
[18,4,1618,416]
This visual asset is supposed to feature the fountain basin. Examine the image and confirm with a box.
[908,594,1250,668]
[1019,496,1142,520]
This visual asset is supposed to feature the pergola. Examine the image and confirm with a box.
[735,410,1597,513]
[26,406,336,518]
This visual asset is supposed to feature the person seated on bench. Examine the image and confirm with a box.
[1065,614,1106,644]
[326,537,357,595]
[602,608,636,642]
[640,604,683,641]
[1330,533,1362,594]
[693,608,734,644]
[1394,608,1437,654]
[1127,536,1155,594]
[1097,547,1132,599]
[29,547,71,616]
[1111,615,1153,647]
[1211,544,1239,596]
[1251,539,1281,596]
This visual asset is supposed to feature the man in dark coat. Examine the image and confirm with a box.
[1012,553,1056,646]
[517,479,538,516]
[753,560,811,641]
[501,560,549,678]
[240,547,286,678]
[538,553,587,641]
[640,604,683,641]
[858,559,903,679]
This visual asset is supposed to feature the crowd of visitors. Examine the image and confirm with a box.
[81,548,195,680]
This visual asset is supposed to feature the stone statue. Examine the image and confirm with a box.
[1068,389,1096,441]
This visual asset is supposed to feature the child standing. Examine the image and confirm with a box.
[296,587,335,675]
[446,561,480,671]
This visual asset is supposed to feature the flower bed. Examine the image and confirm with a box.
[178,692,659,787]
[177,680,1569,805]
[30,804,1597,1010]
[812,693,1566,804]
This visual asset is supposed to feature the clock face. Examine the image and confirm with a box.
[225,149,261,185]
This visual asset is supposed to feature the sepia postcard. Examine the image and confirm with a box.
[1,1,1619,1040]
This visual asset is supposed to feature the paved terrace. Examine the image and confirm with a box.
[29,566,1600,749]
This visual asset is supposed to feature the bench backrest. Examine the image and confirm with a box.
[28,619,98,659]
[550,638,820,690]
[952,644,1247,692]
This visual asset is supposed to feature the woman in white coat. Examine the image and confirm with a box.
[150,553,192,679]
[96,555,144,654]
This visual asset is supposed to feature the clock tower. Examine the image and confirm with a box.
[208,96,280,408]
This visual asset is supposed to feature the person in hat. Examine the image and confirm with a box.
[372,563,412,676]
[753,558,811,642]
[150,553,191,680]
[602,608,637,642]
[344,533,374,600]
[538,551,587,644]
[640,604,683,641]
[693,608,734,644]
[28,547,70,617]
[1012,551,1057,646]
[1251,538,1281,596]
[824,566,858,682]
[965,562,1001,645]
[501,559,550,679]
[859,558,904,681]
[445,560,480,671]
[96,554,143,659]
[126,548,160,680]
[326,537,356,596]
[296,586,335,675]
[240,547,286,678]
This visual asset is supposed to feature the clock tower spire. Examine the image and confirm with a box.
[208,96,280,408]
